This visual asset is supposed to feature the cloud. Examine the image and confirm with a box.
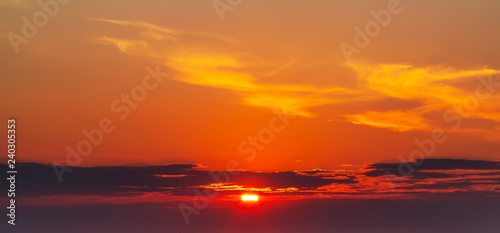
[345,110,431,132]
[365,159,500,173]
[363,159,500,196]
[87,18,365,117]
[87,18,178,41]
[4,163,356,198]
[87,18,500,133]
[346,63,500,133]
[3,158,500,206]
[90,37,148,53]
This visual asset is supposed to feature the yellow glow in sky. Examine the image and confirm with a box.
[241,194,259,201]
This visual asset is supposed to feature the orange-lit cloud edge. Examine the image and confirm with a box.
[87,18,500,140]
[8,159,500,207]
[11,18,500,207]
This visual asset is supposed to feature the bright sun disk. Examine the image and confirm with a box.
[241,194,259,201]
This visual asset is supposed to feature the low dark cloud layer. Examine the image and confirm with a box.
[366,159,500,174]
[364,159,500,178]
[2,158,499,199]
[0,163,356,197]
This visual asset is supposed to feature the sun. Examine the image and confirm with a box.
[241,194,259,202]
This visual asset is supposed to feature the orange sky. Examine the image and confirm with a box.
[1,0,500,172]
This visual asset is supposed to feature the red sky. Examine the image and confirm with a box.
[1,0,500,172]
[1,0,500,232]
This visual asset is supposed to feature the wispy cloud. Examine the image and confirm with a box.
[88,18,178,41]
[90,36,148,53]
[88,18,363,117]
[345,110,431,132]
[346,63,500,133]
[87,18,500,130]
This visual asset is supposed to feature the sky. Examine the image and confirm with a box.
[1,0,500,232]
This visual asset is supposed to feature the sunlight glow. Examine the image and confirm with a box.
[241,194,259,201]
